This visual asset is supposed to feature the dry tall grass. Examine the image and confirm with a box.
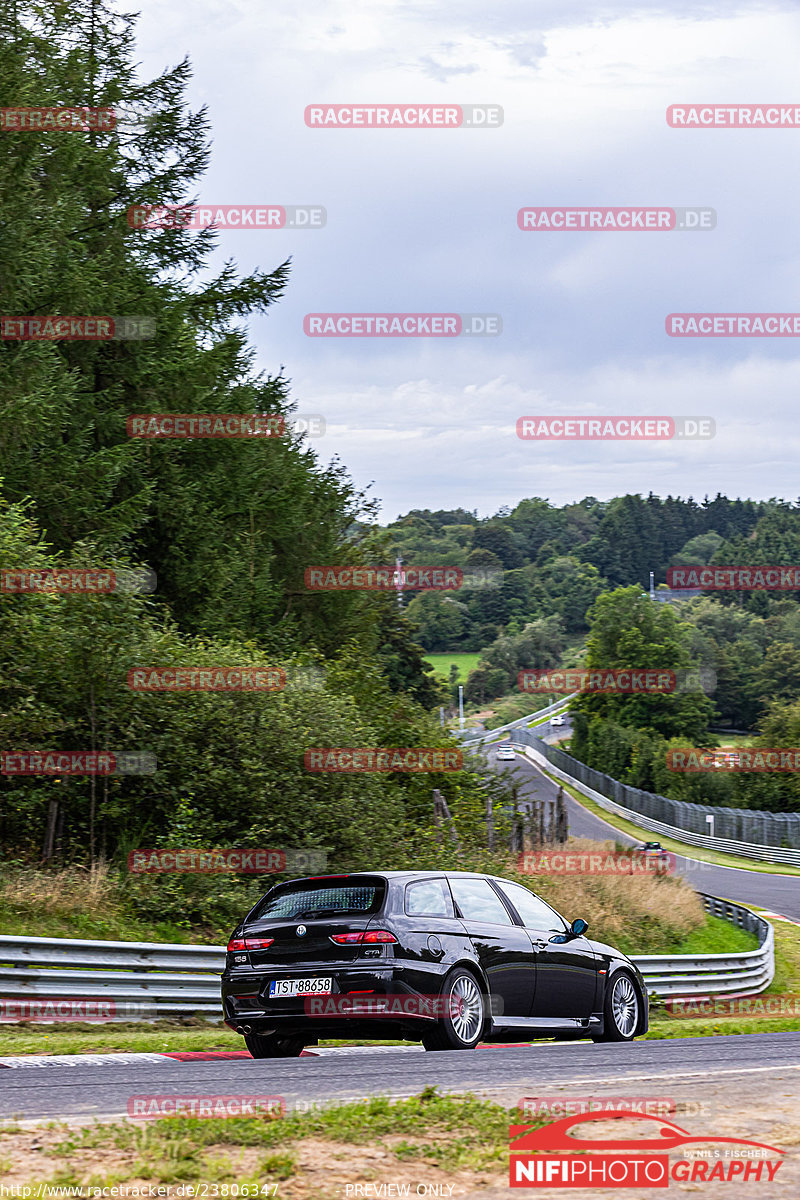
[509,837,705,953]
[0,840,707,954]
[0,864,124,923]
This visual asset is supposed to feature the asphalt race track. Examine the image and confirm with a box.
[1,1034,799,1123]
[488,734,800,921]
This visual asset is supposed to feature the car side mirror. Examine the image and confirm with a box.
[570,917,588,937]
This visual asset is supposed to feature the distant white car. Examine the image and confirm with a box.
[495,745,516,761]
[550,714,566,727]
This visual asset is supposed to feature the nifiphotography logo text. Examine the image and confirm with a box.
[509,1110,784,1187]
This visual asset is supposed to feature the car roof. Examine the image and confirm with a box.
[282,870,516,883]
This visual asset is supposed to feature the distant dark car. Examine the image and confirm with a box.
[633,844,671,873]
[221,870,649,1057]
[636,842,670,872]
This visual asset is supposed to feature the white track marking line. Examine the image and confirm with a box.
[544,1065,800,1085]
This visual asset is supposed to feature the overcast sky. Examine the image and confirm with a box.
[127,0,800,521]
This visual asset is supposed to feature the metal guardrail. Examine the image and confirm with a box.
[0,935,225,1020]
[0,888,774,1019]
[516,735,800,867]
[456,694,576,746]
[634,894,774,999]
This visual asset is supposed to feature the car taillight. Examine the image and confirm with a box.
[329,930,397,945]
[227,936,274,952]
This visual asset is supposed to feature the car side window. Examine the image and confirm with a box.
[448,877,513,924]
[405,879,453,917]
[497,882,569,933]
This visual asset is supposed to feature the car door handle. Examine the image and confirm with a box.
[532,939,547,950]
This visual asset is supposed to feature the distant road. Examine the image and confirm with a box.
[488,743,800,921]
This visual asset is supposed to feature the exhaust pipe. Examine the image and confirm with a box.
[235,1024,252,1035]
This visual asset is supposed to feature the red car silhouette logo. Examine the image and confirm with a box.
[510,1109,783,1155]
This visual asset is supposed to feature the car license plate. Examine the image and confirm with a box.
[268,977,333,998]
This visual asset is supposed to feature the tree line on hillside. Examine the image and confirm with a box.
[384,500,800,726]
[381,494,775,653]
[567,588,800,814]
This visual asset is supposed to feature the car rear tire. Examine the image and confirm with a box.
[244,1032,305,1058]
[422,968,486,1051]
[592,971,640,1042]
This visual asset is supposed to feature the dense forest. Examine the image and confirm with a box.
[0,0,515,888]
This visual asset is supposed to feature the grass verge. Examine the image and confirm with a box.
[0,1024,419,1057]
[0,1090,533,1195]
[645,912,800,1039]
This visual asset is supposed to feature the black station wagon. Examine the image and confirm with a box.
[221,870,648,1056]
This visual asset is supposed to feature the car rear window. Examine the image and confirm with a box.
[249,879,385,922]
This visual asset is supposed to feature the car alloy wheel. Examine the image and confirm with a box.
[611,973,638,1037]
[592,970,640,1042]
[611,973,638,1036]
[423,968,485,1051]
[449,973,483,1043]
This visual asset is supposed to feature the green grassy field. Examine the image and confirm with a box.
[424,652,481,681]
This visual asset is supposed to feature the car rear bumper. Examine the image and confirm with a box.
[221,961,451,1037]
